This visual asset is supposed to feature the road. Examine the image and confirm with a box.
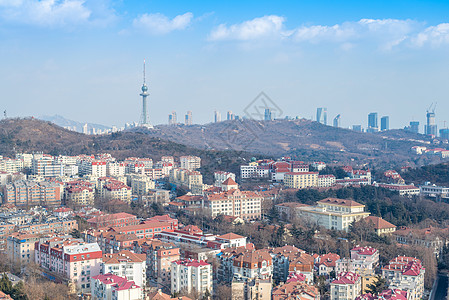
[431,272,448,300]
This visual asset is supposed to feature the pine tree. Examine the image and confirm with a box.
[366,275,387,295]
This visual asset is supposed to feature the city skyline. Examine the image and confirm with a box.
[1,1,449,129]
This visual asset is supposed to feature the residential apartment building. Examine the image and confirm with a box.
[270,245,314,284]
[87,213,139,229]
[214,171,236,187]
[180,156,201,171]
[284,172,319,189]
[64,180,95,206]
[35,237,103,293]
[273,281,320,300]
[133,239,180,288]
[382,256,425,300]
[6,232,39,264]
[3,180,61,207]
[130,176,155,195]
[297,198,370,232]
[203,189,262,220]
[91,273,142,300]
[171,259,212,297]
[330,272,362,300]
[231,278,272,300]
[336,247,379,276]
[169,168,204,194]
[318,175,336,187]
[101,250,146,288]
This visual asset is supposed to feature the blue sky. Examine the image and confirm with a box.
[1,0,449,131]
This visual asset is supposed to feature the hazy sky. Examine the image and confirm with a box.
[1,0,449,130]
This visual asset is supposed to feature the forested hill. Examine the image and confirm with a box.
[0,118,251,183]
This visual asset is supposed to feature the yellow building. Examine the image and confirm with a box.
[297,198,370,232]
[284,172,318,189]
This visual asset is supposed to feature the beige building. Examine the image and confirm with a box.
[284,172,318,189]
[180,156,201,171]
[204,189,262,220]
[169,168,204,195]
[297,198,370,232]
[7,232,39,264]
[365,216,396,236]
[130,175,155,195]
[231,278,272,300]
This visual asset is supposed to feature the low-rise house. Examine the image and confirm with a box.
[364,216,396,235]
[393,226,447,257]
[315,253,340,276]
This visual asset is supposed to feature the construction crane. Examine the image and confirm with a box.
[427,102,437,114]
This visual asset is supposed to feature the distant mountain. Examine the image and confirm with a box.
[131,119,443,168]
[0,118,249,183]
[38,115,110,133]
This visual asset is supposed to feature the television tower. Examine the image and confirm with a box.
[140,59,152,128]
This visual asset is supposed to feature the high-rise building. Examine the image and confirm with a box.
[381,116,389,131]
[316,108,327,125]
[440,128,449,140]
[169,111,177,125]
[139,60,152,128]
[185,111,192,126]
[264,108,272,121]
[82,123,88,134]
[227,111,235,121]
[352,125,362,132]
[214,110,221,123]
[409,121,420,134]
[367,113,378,132]
[333,114,341,128]
[425,106,437,136]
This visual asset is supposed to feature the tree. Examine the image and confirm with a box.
[214,284,232,300]
[366,275,387,295]
[0,274,13,295]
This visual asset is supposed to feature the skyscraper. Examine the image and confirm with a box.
[168,111,177,125]
[227,111,235,121]
[139,59,152,128]
[407,121,420,133]
[352,125,362,132]
[367,112,378,132]
[185,111,192,126]
[425,105,437,136]
[316,108,327,125]
[333,114,341,128]
[214,110,221,123]
[439,128,449,140]
[381,116,389,131]
[264,108,272,121]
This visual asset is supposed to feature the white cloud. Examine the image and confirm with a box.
[209,15,287,41]
[208,16,449,50]
[0,0,92,26]
[412,23,449,47]
[133,12,193,35]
